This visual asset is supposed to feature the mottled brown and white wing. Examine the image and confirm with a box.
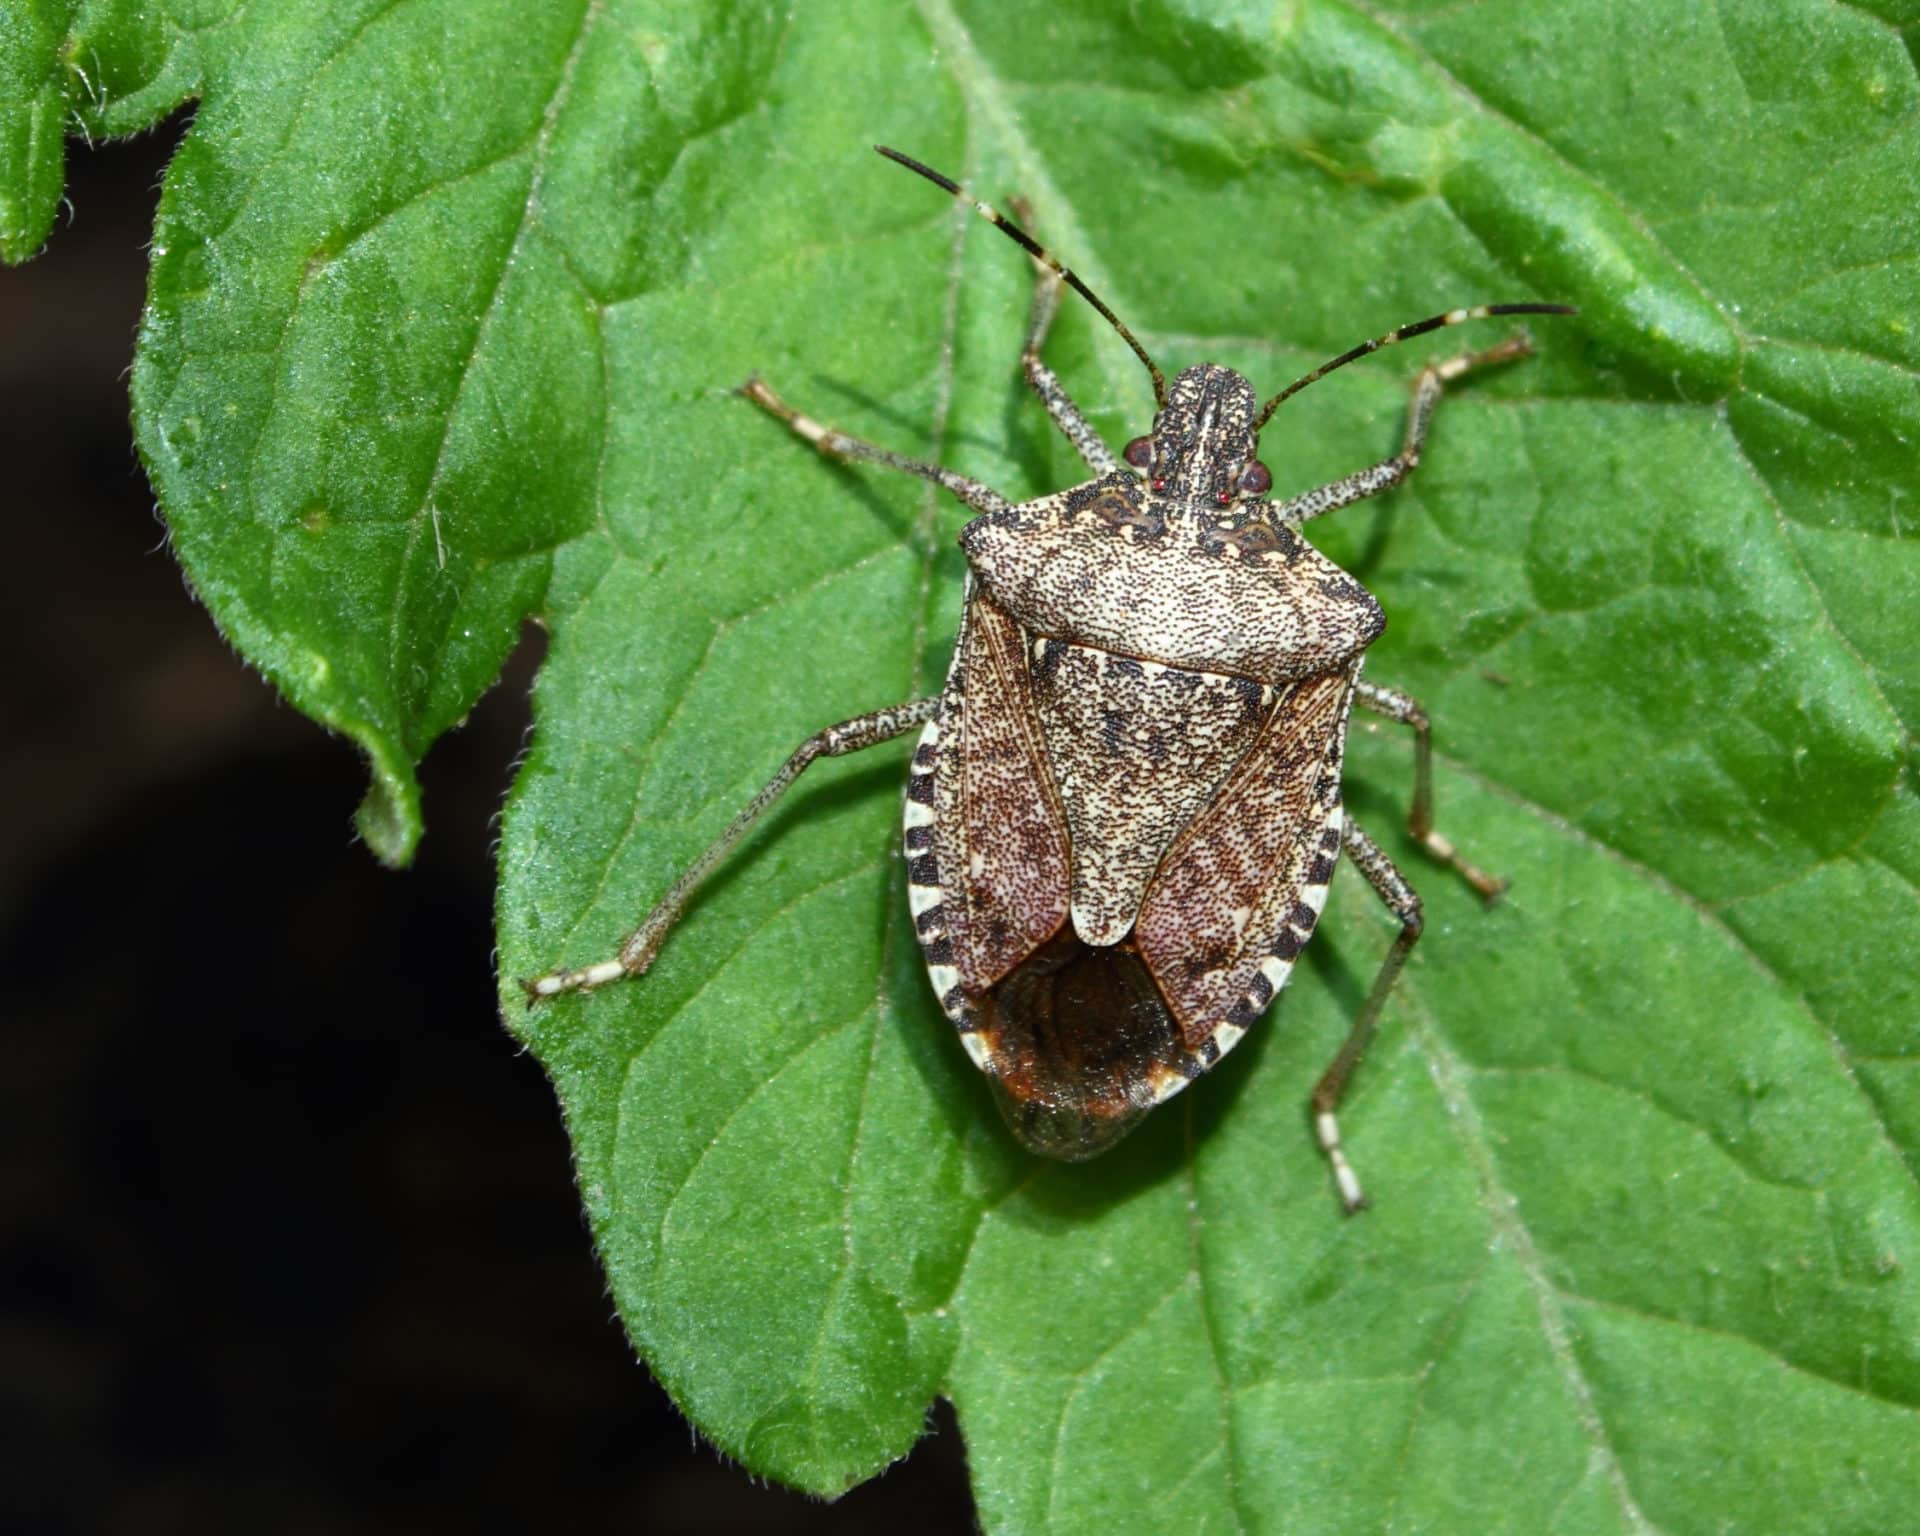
[1135,663,1357,1071]
[903,580,1071,1026]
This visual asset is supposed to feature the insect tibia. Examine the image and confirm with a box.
[525,697,941,1011]
[740,371,1012,516]
[1268,329,1543,529]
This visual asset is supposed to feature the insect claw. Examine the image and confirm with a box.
[1413,824,1507,903]
[1480,329,1536,366]
[1449,852,1508,903]
[520,956,634,1007]
[521,971,568,1008]
[739,373,847,458]
[1434,331,1536,383]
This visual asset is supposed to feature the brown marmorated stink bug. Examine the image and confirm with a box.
[527,147,1574,1211]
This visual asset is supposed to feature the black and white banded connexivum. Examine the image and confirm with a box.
[528,146,1574,1212]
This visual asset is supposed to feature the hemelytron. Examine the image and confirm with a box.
[527,146,1574,1211]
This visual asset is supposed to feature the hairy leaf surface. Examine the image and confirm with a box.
[9,0,1917,1527]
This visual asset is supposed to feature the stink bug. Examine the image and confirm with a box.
[527,147,1574,1210]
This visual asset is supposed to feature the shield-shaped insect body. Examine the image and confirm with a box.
[528,147,1573,1211]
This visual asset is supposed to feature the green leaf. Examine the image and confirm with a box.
[10,0,1918,1526]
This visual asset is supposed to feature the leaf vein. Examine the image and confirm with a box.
[1041,1277,1195,1530]
[1439,752,1920,1203]
[1378,1255,1491,1535]
[1555,1286,1920,1417]
[383,0,602,711]
[1400,980,1663,1533]
[1184,1097,1251,1535]
[654,1007,871,1255]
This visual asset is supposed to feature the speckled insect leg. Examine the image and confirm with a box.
[739,376,1009,516]
[1310,818,1423,1213]
[523,698,941,1003]
[1010,205,1118,476]
[1268,332,1536,527]
[1354,678,1506,900]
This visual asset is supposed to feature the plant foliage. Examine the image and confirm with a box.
[7,0,1918,1528]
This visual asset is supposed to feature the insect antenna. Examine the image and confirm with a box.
[875,145,1169,409]
[1254,302,1577,429]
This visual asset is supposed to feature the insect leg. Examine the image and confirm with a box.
[740,375,1009,516]
[1310,819,1423,1213]
[1354,679,1506,900]
[1008,198,1119,476]
[1267,332,1536,527]
[523,697,942,1004]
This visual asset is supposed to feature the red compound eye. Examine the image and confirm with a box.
[1241,460,1272,495]
[1123,436,1153,468]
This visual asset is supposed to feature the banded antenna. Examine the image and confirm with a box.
[876,145,1169,409]
[1255,302,1577,428]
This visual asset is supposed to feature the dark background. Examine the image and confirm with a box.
[1,122,972,1534]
